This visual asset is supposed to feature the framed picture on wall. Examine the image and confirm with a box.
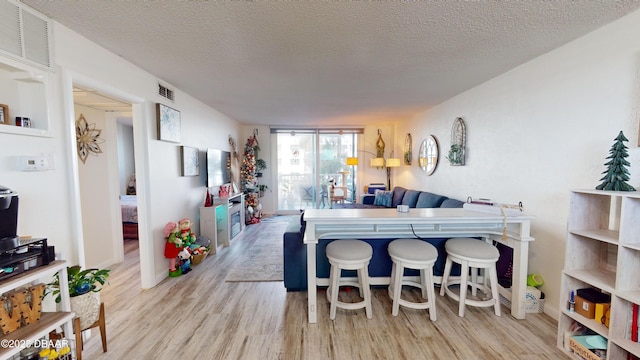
[181,146,200,176]
[156,103,180,142]
[0,104,8,125]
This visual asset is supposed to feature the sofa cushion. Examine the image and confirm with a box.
[373,190,393,207]
[401,190,421,208]
[440,198,465,208]
[416,192,448,208]
[391,186,407,207]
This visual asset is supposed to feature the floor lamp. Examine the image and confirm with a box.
[385,158,401,190]
[346,157,359,202]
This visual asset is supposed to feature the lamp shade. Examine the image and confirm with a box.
[346,157,358,166]
[386,158,401,168]
[370,157,385,167]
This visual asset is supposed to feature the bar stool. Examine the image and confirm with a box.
[387,239,438,320]
[326,239,373,320]
[440,237,501,317]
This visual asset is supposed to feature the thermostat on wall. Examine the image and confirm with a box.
[18,155,53,171]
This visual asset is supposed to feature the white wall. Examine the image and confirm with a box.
[75,104,116,267]
[0,18,242,287]
[397,10,640,319]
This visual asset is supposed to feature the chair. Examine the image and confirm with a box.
[440,238,501,317]
[326,239,373,320]
[387,239,438,320]
[49,302,107,360]
[319,184,329,208]
[329,186,347,208]
[300,185,313,206]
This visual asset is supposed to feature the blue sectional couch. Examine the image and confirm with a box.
[283,186,466,291]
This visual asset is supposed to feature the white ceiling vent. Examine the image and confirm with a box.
[158,83,175,101]
[0,0,52,70]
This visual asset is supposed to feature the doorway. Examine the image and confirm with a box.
[70,81,144,288]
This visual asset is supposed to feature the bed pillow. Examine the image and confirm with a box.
[373,190,393,207]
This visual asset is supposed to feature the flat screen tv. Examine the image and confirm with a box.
[206,149,231,188]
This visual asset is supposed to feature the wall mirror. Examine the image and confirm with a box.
[418,135,439,175]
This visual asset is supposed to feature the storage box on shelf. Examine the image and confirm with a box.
[557,190,640,360]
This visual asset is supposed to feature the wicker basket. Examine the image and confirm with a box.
[191,251,209,265]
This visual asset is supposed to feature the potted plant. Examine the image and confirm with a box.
[45,265,110,329]
[255,158,267,177]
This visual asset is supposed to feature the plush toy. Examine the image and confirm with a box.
[177,218,196,248]
[164,222,182,276]
[178,248,192,274]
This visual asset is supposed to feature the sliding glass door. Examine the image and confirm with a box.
[274,129,359,213]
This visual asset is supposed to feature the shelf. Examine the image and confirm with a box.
[564,269,616,293]
[569,229,619,244]
[0,260,67,295]
[0,312,74,359]
[0,260,72,360]
[559,190,640,359]
[560,309,609,338]
[611,338,640,358]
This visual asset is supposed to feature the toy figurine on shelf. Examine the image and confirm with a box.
[218,185,230,198]
[163,222,182,277]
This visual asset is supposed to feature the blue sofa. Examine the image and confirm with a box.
[283,186,466,291]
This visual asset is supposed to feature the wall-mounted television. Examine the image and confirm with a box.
[206,149,231,188]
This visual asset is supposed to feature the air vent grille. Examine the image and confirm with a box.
[0,1,51,70]
[158,84,175,101]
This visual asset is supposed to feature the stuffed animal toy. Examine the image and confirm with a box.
[177,218,196,248]
[163,222,182,276]
[178,248,192,274]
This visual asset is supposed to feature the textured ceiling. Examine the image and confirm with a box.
[21,1,640,126]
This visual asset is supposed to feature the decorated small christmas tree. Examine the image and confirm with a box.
[241,130,260,223]
[596,131,636,192]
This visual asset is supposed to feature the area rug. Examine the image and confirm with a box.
[225,215,294,282]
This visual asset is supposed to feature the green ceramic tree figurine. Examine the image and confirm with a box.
[596,131,636,191]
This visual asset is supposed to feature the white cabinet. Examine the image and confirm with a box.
[557,190,640,359]
[0,260,74,360]
[200,193,245,253]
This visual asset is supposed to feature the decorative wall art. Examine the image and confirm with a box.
[404,133,412,165]
[156,103,181,142]
[446,117,466,165]
[181,146,200,176]
[76,113,104,164]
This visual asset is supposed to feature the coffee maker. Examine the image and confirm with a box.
[0,185,19,250]
[0,185,51,280]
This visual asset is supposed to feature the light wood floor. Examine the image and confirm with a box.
[82,221,569,360]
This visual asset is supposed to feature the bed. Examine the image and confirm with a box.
[120,195,138,240]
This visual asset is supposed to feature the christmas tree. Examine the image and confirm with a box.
[241,131,260,222]
[596,131,636,191]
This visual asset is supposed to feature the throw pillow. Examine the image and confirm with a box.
[373,190,393,207]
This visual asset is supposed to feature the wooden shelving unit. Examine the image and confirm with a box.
[0,260,74,360]
[557,190,640,359]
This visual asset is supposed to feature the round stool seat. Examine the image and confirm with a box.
[326,240,373,320]
[445,238,499,262]
[327,240,373,264]
[440,238,501,317]
[387,239,438,320]
[388,239,438,264]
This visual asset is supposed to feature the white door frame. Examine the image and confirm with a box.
[61,69,155,289]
